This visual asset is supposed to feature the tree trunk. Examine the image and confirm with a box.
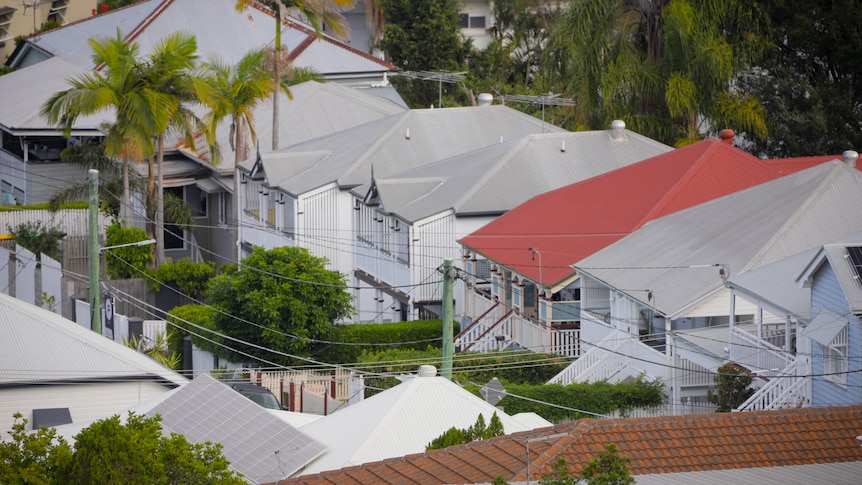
[156,135,166,265]
[272,3,282,151]
[123,157,131,225]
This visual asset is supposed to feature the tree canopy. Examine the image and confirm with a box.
[206,246,354,363]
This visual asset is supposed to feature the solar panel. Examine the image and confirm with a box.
[149,374,326,483]
[848,246,862,288]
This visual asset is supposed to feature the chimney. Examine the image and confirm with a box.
[843,150,858,168]
[477,93,493,107]
[719,129,734,145]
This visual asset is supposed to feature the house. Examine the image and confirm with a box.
[456,131,838,357]
[0,0,97,64]
[567,158,862,410]
[0,0,400,267]
[349,121,671,323]
[724,233,862,411]
[0,291,187,433]
[237,102,566,322]
[275,405,862,485]
[295,365,551,475]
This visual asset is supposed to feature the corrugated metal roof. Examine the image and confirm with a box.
[298,372,550,475]
[0,292,186,386]
[265,105,565,196]
[822,244,862,313]
[361,129,672,223]
[0,57,107,132]
[634,461,862,485]
[459,138,846,287]
[575,162,862,317]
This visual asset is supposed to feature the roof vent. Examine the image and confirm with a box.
[477,93,493,107]
[610,120,626,140]
[417,365,437,377]
[405,127,410,140]
[719,129,735,145]
[843,150,858,168]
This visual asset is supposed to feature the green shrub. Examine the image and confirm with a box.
[148,258,217,299]
[314,319,455,363]
[104,223,152,279]
[165,304,220,357]
[7,221,66,260]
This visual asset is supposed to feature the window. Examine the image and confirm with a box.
[458,13,485,29]
[164,187,186,250]
[825,324,849,385]
[217,192,227,225]
[0,7,14,44]
[458,13,469,28]
[469,16,486,29]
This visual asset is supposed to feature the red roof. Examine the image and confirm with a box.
[275,405,862,485]
[459,137,843,286]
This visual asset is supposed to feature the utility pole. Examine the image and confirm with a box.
[88,169,100,335]
[441,258,455,379]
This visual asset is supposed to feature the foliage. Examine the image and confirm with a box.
[377,0,472,108]
[206,246,354,363]
[124,332,182,370]
[313,319,455,363]
[166,304,222,357]
[497,377,665,423]
[104,223,153,279]
[539,457,578,485]
[0,201,88,212]
[707,362,754,412]
[739,0,862,157]
[7,221,66,260]
[544,0,770,146]
[0,413,71,484]
[580,444,634,485]
[427,412,505,450]
[149,258,217,299]
[56,412,245,484]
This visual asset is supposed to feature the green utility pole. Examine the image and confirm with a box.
[441,258,454,379]
[89,169,100,335]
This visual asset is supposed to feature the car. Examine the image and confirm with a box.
[229,382,284,410]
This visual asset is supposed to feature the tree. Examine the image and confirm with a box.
[377,0,471,108]
[49,139,134,219]
[41,30,155,225]
[0,413,71,484]
[580,444,634,485]
[707,362,755,412]
[426,412,505,450]
[206,246,354,363]
[544,0,770,146]
[236,0,352,150]
[739,0,862,157]
[104,223,153,279]
[8,221,66,260]
[58,412,245,484]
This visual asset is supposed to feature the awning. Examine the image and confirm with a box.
[162,177,197,188]
[800,310,846,346]
[196,177,227,194]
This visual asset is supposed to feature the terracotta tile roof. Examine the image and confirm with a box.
[273,406,862,485]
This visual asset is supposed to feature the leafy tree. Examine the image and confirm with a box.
[56,412,245,484]
[0,413,71,484]
[149,258,218,299]
[8,221,66,260]
[427,412,505,450]
[166,304,222,358]
[206,246,354,363]
[236,0,352,151]
[740,0,862,157]
[103,223,153,279]
[580,444,634,485]
[377,0,472,108]
[539,457,577,485]
[545,0,770,146]
[707,362,754,412]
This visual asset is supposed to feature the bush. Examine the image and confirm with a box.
[7,221,66,260]
[313,319,456,363]
[148,258,217,299]
[166,304,220,357]
[104,223,152,278]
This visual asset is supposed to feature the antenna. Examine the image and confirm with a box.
[397,70,467,108]
[500,93,575,132]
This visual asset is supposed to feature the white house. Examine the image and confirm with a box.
[349,122,671,323]
[237,103,565,322]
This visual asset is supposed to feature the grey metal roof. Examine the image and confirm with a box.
[149,374,326,484]
[821,244,862,313]
[354,129,672,223]
[259,105,567,197]
[0,56,106,133]
[633,460,862,485]
[0,292,187,386]
[574,161,862,318]
[16,0,394,77]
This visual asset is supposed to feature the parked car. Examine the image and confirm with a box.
[229,382,283,410]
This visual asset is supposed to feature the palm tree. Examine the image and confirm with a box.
[545,0,770,146]
[235,0,353,151]
[41,30,156,224]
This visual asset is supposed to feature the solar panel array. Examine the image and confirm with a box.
[149,374,326,483]
[848,246,862,288]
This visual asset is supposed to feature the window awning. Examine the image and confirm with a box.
[195,177,227,194]
[800,310,846,346]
